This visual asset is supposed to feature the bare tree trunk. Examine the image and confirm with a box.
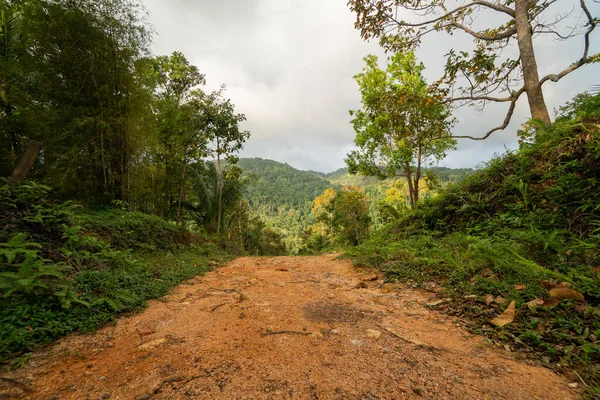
[216,139,223,235]
[414,146,422,206]
[404,162,416,209]
[239,200,244,248]
[176,163,186,225]
[515,0,551,124]
[8,141,42,188]
[4,104,18,170]
[101,128,107,189]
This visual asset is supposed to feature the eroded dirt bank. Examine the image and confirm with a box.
[1,255,578,399]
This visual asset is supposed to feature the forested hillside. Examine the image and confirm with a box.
[237,158,474,252]
[238,158,331,253]
[324,166,473,185]
[239,158,330,211]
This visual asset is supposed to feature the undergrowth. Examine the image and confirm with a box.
[0,180,234,366]
[348,93,600,397]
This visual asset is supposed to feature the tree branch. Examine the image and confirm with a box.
[580,0,596,59]
[452,23,516,41]
[443,94,514,104]
[473,1,515,16]
[371,0,514,30]
[532,29,575,39]
[450,88,525,140]
[540,51,600,84]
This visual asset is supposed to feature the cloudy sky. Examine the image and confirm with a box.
[141,0,599,173]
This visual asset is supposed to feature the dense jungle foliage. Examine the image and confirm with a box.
[237,158,330,253]
[348,92,600,396]
[0,0,278,244]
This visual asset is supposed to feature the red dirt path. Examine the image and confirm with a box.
[1,255,579,399]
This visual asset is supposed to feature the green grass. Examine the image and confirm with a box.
[348,231,600,397]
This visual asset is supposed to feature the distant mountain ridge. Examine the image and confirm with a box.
[238,158,330,210]
[237,157,474,253]
[238,158,475,208]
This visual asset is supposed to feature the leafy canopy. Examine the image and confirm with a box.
[346,51,455,207]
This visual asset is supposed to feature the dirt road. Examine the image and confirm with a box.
[1,255,579,399]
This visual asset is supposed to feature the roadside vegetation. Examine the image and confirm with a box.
[1,0,599,397]
[0,0,285,369]
[0,179,237,366]
[347,93,600,397]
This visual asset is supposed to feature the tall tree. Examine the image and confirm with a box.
[0,4,27,174]
[1,0,152,202]
[184,160,245,233]
[348,0,599,138]
[146,51,205,219]
[312,187,336,238]
[332,186,370,246]
[192,86,250,235]
[347,52,455,208]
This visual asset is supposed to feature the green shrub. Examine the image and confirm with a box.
[75,209,194,252]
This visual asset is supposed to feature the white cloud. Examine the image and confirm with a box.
[142,0,600,172]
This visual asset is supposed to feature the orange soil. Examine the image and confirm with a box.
[1,255,580,399]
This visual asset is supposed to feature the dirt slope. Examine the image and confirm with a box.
[1,255,579,399]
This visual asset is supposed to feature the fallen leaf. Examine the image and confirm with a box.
[549,288,584,301]
[514,284,527,290]
[137,327,155,336]
[464,294,477,299]
[526,298,544,310]
[494,296,505,304]
[480,268,495,277]
[542,297,562,307]
[540,280,556,289]
[366,329,381,338]
[490,300,516,327]
[426,299,446,306]
[485,295,494,305]
[534,322,545,334]
[137,337,167,350]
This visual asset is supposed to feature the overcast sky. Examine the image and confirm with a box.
[141,0,599,173]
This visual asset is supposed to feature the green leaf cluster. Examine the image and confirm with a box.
[347,51,456,208]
